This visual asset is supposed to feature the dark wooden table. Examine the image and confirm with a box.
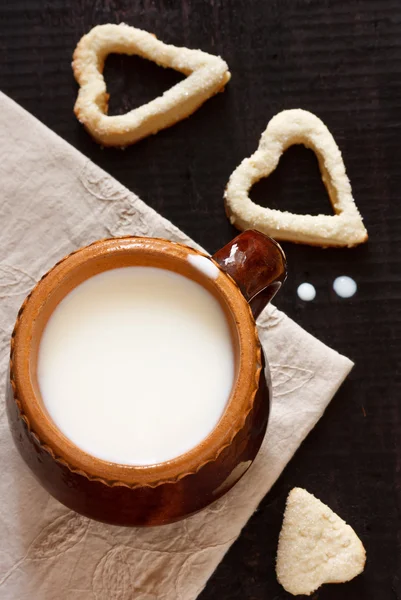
[1,1,400,598]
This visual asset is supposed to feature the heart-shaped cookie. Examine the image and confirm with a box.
[225,109,368,247]
[276,488,366,596]
[72,24,230,147]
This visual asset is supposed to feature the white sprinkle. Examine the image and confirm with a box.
[333,276,357,298]
[297,282,316,302]
[188,254,219,280]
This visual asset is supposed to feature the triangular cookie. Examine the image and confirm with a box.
[73,24,230,146]
[276,487,366,595]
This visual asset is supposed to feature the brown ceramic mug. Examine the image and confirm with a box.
[6,230,286,526]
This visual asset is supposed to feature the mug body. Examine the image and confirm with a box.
[6,236,271,526]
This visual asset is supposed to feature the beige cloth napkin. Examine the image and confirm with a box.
[0,92,353,600]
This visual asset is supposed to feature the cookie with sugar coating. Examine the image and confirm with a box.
[72,23,230,147]
[276,487,366,596]
[225,109,368,247]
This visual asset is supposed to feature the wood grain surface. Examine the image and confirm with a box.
[1,1,400,598]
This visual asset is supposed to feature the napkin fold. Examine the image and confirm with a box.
[0,92,353,600]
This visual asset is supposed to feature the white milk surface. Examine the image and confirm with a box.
[37,266,235,465]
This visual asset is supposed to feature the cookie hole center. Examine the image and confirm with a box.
[249,145,333,217]
[104,53,185,116]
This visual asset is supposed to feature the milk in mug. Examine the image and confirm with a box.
[37,266,235,465]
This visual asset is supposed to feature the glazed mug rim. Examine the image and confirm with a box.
[10,236,262,489]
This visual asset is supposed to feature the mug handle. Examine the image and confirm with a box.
[212,230,287,319]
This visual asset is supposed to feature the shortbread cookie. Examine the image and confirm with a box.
[225,109,368,247]
[276,488,366,595]
[72,23,230,146]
